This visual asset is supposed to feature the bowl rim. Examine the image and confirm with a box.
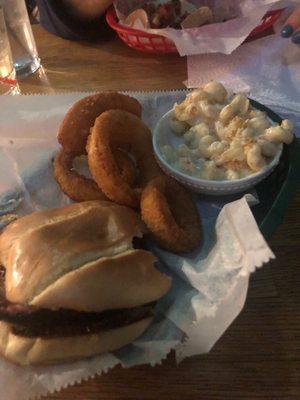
[153,109,283,188]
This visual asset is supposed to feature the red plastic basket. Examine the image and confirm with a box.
[106,8,284,55]
[0,76,17,86]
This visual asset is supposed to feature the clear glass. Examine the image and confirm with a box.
[1,0,40,78]
[0,6,19,94]
[0,7,14,79]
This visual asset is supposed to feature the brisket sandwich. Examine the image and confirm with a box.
[0,201,171,365]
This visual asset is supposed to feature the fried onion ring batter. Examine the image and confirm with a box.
[54,149,137,202]
[58,92,142,155]
[140,177,201,253]
[87,110,161,208]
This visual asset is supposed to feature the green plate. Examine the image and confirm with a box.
[250,100,300,239]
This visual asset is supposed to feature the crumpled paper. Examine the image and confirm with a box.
[0,91,274,400]
[114,0,291,56]
[186,33,300,134]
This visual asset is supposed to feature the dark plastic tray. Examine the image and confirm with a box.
[249,100,300,239]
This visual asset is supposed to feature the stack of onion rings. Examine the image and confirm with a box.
[87,109,161,209]
[58,92,142,155]
[54,149,137,202]
[54,92,141,202]
[53,92,202,253]
[140,176,202,253]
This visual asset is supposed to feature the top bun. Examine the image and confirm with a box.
[0,201,172,310]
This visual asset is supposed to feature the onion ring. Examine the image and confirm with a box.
[87,109,161,208]
[54,149,137,202]
[58,92,142,156]
[140,177,202,253]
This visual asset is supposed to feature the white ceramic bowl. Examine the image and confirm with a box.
[153,110,282,196]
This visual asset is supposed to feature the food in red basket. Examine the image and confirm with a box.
[54,148,137,202]
[141,176,202,253]
[108,3,284,56]
[0,201,172,365]
[124,1,217,30]
[161,81,294,181]
[87,109,161,209]
[142,0,183,29]
[125,8,150,28]
[181,6,213,29]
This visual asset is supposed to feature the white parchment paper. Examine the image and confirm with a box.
[114,0,294,56]
[0,91,274,400]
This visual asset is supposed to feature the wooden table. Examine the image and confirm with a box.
[20,25,300,400]
[18,25,186,94]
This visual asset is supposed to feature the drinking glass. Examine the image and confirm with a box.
[1,0,40,78]
[0,6,19,93]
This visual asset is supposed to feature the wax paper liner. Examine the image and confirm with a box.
[114,0,291,56]
[0,91,274,400]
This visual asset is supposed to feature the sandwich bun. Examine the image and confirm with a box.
[0,318,152,365]
[0,201,171,365]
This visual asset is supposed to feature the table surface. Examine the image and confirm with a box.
[15,25,300,400]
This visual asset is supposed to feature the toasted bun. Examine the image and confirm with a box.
[0,318,152,365]
[0,201,145,304]
[31,249,171,312]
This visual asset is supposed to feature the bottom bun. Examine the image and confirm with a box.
[0,317,152,365]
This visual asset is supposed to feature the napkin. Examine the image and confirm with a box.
[0,91,274,400]
[114,0,294,56]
